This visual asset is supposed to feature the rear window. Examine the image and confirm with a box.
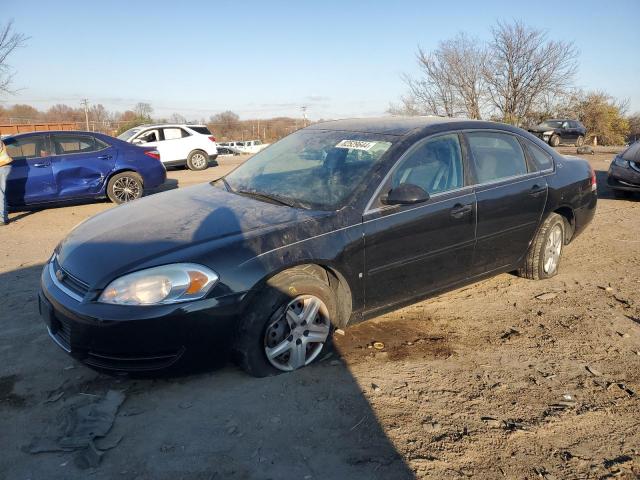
[189,126,211,135]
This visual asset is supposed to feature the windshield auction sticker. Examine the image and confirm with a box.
[335,140,377,151]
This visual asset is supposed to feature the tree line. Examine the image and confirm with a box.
[390,20,637,145]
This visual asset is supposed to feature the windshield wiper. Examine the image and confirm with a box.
[236,189,299,208]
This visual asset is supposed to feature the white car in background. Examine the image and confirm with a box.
[219,139,269,155]
[117,124,218,170]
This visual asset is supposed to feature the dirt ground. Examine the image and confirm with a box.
[0,148,638,479]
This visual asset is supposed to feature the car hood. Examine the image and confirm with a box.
[528,126,556,133]
[56,183,326,286]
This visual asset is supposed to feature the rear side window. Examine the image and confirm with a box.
[525,141,554,171]
[163,127,185,140]
[189,126,211,135]
[4,135,50,159]
[392,133,464,195]
[467,132,528,183]
[51,135,98,155]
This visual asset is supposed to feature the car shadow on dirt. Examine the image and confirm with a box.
[0,207,416,479]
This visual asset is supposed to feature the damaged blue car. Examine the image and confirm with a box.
[3,130,166,207]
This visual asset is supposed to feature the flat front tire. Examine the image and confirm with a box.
[549,135,561,147]
[518,213,565,280]
[107,172,143,204]
[234,266,337,377]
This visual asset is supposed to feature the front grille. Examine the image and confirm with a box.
[84,348,185,371]
[55,316,73,347]
[51,257,90,300]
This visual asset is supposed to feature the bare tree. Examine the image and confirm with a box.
[168,113,187,124]
[398,34,487,119]
[0,20,29,95]
[483,20,578,125]
[133,102,153,121]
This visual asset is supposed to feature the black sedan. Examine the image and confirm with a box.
[607,141,640,197]
[39,117,597,376]
[528,119,587,147]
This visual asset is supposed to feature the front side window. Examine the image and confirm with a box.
[391,134,464,195]
[224,130,394,210]
[136,130,159,143]
[52,135,98,155]
[467,131,528,183]
[4,135,50,159]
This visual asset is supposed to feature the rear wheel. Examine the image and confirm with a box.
[107,172,143,204]
[234,266,336,377]
[518,213,565,280]
[549,135,561,147]
[576,135,585,147]
[186,150,209,171]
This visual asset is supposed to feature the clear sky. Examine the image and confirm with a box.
[3,0,639,120]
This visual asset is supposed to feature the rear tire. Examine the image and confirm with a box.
[576,135,584,147]
[518,213,565,280]
[549,135,561,147]
[234,266,337,377]
[186,150,209,171]
[106,172,143,204]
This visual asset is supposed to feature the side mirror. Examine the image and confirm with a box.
[382,183,430,206]
[132,139,143,145]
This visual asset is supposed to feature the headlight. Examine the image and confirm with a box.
[98,263,218,305]
[543,131,553,136]
[613,156,630,168]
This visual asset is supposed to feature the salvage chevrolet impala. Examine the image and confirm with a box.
[39,117,597,376]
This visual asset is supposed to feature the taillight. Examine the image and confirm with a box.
[208,135,216,142]
[144,150,161,160]
[590,166,597,192]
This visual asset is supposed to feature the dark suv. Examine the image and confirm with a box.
[528,119,587,147]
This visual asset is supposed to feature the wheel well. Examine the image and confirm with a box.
[105,169,142,189]
[553,206,575,243]
[260,263,354,329]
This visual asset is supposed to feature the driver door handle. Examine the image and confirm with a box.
[98,154,112,160]
[33,162,49,168]
[451,203,473,219]
[529,184,547,197]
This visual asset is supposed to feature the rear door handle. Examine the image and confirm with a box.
[98,154,112,160]
[33,163,49,168]
[451,203,473,219]
[529,184,547,197]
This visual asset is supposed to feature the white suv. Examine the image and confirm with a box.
[117,124,218,170]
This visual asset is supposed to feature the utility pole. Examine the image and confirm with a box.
[81,98,90,131]
[301,105,308,127]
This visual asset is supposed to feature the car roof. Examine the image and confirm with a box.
[5,130,105,139]
[133,124,207,129]
[306,116,535,137]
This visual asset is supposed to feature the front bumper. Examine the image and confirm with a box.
[608,163,640,191]
[40,262,245,372]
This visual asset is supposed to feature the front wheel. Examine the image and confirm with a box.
[234,266,337,377]
[518,213,565,280]
[186,150,209,171]
[106,172,143,204]
[549,135,561,147]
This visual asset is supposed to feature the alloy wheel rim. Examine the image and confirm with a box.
[264,295,331,371]
[191,153,206,168]
[543,225,562,274]
[112,176,141,202]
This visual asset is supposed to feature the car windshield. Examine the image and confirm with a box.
[222,129,395,210]
[117,128,142,141]
[538,120,564,129]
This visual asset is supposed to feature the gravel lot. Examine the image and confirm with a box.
[0,148,638,479]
